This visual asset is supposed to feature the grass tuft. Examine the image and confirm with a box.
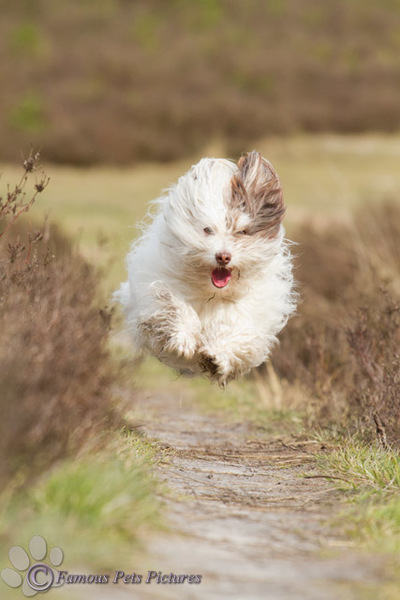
[318,441,400,555]
[320,442,400,494]
[0,434,162,569]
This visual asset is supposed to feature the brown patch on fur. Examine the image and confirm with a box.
[230,151,285,237]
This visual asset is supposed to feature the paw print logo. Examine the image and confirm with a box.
[1,535,64,596]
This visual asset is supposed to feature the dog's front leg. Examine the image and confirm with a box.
[138,285,202,360]
[199,324,272,386]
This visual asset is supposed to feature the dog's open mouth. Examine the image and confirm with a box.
[211,267,232,288]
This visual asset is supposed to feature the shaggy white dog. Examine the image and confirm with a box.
[115,151,296,386]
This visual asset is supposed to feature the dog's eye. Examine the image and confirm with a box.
[203,227,214,235]
[236,229,248,235]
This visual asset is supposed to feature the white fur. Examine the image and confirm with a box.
[115,154,297,386]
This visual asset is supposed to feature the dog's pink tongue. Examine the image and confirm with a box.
[211,268,232,288]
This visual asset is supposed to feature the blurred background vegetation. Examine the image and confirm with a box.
[1,0,400,164]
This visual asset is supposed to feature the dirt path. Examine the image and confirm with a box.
[133,388,385,600]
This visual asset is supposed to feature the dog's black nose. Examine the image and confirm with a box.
[216,251,232,265]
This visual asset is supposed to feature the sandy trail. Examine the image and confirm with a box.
[130,388,384,600]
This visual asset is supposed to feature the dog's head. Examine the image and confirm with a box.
[162,151,286,297]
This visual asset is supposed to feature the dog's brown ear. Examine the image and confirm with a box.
[231,151,285,236]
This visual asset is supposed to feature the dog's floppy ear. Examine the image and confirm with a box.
[231,151,285,236]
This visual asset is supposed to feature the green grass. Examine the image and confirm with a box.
[322,442,400,492]
[318,440,400,554]
[0,433,163,572]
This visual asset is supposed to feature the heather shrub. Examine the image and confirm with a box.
[272,202,400,446]
[0,156,124,485]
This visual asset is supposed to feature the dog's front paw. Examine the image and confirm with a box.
[199,351,238,387]
[199,353,219,377]
[164,330,198,360]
